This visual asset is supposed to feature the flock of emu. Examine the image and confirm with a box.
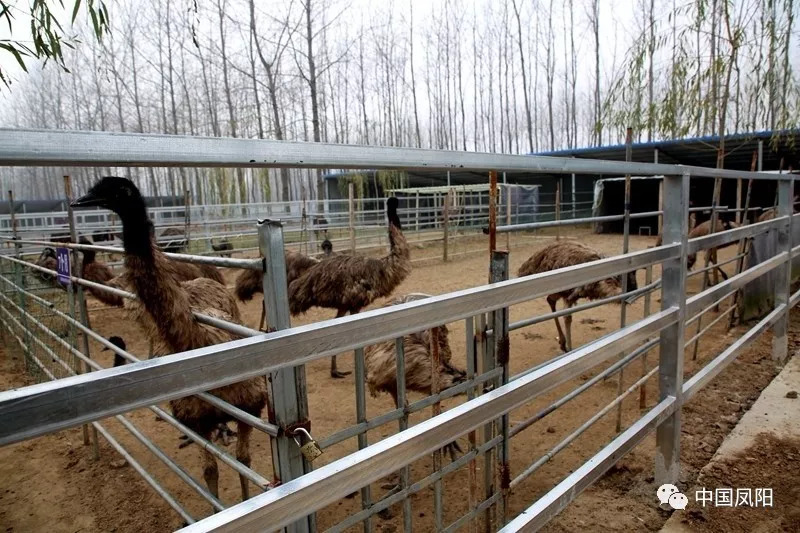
[28,175,741,509]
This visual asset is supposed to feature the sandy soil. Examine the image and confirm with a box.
[0,229,793,532]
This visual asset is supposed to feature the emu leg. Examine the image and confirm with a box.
[330,309,352,378]
[235,422,253,501]
[200,436,220,506]
[548,295,568,353]
[564,307,574,352]
[258,304,266,331]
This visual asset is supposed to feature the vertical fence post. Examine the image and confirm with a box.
[488,171,497,255]
[184,189,191,253]
[348,183,356,253]
[772,177,793,362]
[65,175,100,459]
[490,251,510,526]
[506,185,512,251]
[258,219,313,533]
[443,188,451,262]
[415,191,420,233]
[8,190,29,371]
[555,181,561,240]
[655,171,689,486]
[615,127,633,432]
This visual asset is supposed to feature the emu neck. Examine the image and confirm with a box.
[117,206,197,353]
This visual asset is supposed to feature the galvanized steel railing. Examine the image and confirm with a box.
[0,129,796,533]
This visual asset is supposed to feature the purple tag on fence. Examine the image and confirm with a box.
[56,247,70,286]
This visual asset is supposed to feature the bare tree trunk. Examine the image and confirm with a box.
[546,0,555,150]
[408,1,422,148]
[249,0,291,204]
[302,0,325,211]
[217,0,247,205]
[590,0,600,145]
[647,0,655,141]
[511,0,534,153]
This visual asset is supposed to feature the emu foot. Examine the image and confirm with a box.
[443,440,463,462]
[177,423,237,449]
[330,370,352,379]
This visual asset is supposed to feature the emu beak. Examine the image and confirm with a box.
[71,191,101,208]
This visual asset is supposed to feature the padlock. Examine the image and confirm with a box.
[293,427,323,462]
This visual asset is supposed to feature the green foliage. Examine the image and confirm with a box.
[0,0,111,88]
[337,172,368,199]
[258,168,271,202]
[376,170,408,194]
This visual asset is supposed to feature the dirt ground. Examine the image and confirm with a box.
[0,229,794,532]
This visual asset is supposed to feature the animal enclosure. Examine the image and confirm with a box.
[0,130,797,533]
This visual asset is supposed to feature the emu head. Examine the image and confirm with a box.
[321,238,333,256]
[72,176,144,219]
[37,247,56,262]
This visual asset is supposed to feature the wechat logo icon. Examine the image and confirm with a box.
[657,484,688,510]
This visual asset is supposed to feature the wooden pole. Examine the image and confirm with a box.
[615,127,633,432]
[489,171,497,256]
[348,182,356,253]
[184,188,191,253]
[728,151,758,330]
[64,175,100,459]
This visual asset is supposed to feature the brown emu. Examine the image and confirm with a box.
[34,247,58,283]
[518,241,638,353]
[211,239,233,257]
[288,197,412,377]
[78,237,124,307]
[159,227,187,253]
[365,294,466,470]
[73,177,268,505]
[233,249,321,330]
[365,294,466,404]
[657,219,740,279]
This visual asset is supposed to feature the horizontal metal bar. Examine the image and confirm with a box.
[317,367,503,449]
[442,492,504,533]
[0,246,676,446]
[491,214,624,234]
[682,305,785,401]
[685,252,788,319]
[508,337,659,438]
[510,364,660,489]
[326,435,505,533]
[499,398,676,532]
[684,305,737,348]
[92,422,196,524]
[686,253,747,279]
[0,254,262,339]
[685,289,736,328]
[114,414,226,512]
[0,129,785,180]
[686,217,782,255]
[0,272,279,438]
[147,405,273,490]
[176,309,676,533]
[0,317,196,524]
[792,286,800,308]
[509,278,661,331]
[0,236,263,270]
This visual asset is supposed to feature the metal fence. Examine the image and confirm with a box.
[1,183,594,268]
[0,129,796,533]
